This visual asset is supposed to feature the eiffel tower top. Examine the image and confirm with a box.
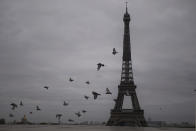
[123,2,131,61]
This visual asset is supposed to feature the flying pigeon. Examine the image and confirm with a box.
[125,90,130,96]
[68,119,74,122]
[56,114,62,118]
[20,101,23,106]
[106,88,112,95]
[85,81,90,84]
[10,103,18,110]
[56,114,62,123]
[43,86,49,90]
[82,110,87,113]
[36,106,41,111]
[84,95,89,100]
[63,101,69,106]
[92,91,101,100]
[112,48,118,55]
[97,63,105,71]
[9,113,14,117]
[75,112,81,117]
[69,78,74,82]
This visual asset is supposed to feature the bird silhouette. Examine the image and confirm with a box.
[69,77,74,82]
[36,106,41,111]
[20,101,23,106]
[125,90,130,96]
[63,101,69,106]
[68,119,74,122]
[9,113,14,117]
[112,48,118,55]
[56,114,62,124]
[10,103,18,110]
[97,63,105,71]
[75,112,81,117]
[43,86,49,90]
[56,114,62,118]
[106,88,112,95]
[92,91,101,99]
[82,110,87,113]
[85,81,90,84]
[29,112,33,114]
[84,95,90,100]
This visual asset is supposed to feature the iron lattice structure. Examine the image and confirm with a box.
[107,6,147,126]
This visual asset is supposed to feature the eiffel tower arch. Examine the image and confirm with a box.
[107,4,147,127]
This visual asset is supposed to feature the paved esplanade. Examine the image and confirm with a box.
[0,125,194,131]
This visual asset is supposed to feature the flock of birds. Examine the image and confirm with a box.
[9,48,119,123]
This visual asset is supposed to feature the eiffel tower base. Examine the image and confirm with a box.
[106,109,147,126]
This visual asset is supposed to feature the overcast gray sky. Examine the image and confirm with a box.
[0,0,195,124]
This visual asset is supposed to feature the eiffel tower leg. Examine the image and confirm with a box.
[107,91,124,126]
[131,93,140,110]
[115,91,124,110]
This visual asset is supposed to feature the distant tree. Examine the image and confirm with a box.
[0,118,5,124]
[102,122,106,125]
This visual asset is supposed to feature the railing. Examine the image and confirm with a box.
[111,109,144,113]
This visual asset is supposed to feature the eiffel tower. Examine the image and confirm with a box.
[107,4,147,126]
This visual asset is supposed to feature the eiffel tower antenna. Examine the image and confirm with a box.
[126,1,128,13]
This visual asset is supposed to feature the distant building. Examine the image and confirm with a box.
[147,120,195,128]
[19,115,30,124]
[147,121,166,127]
[79,121,88,125]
